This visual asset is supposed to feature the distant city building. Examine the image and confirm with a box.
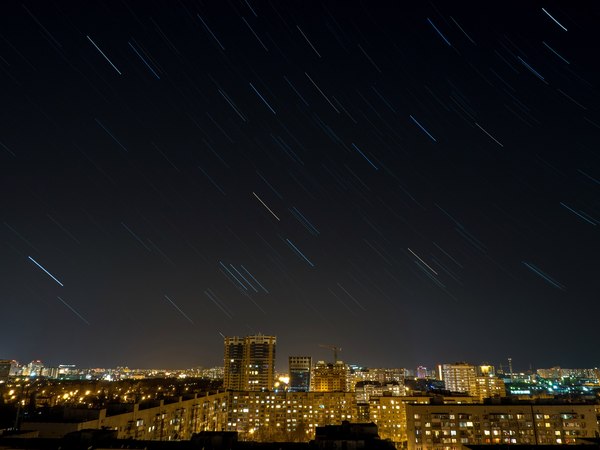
[537,366,599,380]
[199,366,224,380]
[223,334,276,391]
[312,360,349,392]
[477,364,495,377]
[537,366,563,379]
[0,359,14,382]
[355,381,381,404]
[355,380,404,404]
[21,360,44,377]
[440,363,477,393]
[416,366,428,379]
[41,367,59,378]
[351,367,406,392]
[372,368,406,383]
[289,356,311,392]
[9,360,20,376]
[469,375,506,402]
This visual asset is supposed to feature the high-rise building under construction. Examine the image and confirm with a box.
[224,334,276,391]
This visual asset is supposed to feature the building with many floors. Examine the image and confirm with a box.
[312,361,349,392]
[440,364,477,394]
[224,335,276,391]
[289,356,312,392]
[20,390,356,442]
[468,376,506,402]
[369,395,479,446]
[405,403,598,450]
[17,389,600,448]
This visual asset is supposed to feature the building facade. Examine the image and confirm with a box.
[468,376,506,402]
[312,361,349,392]
[20,389,599,448]
[243,335,276,391]
[369,395,478,447]
[406,403,598,450]
[227,390,356,441]
[289,356,312,392]
[21,390,356,442]
[441,363,477,394]
[224,335,276,391]
[417,367,428,379]
[224,337,245,391]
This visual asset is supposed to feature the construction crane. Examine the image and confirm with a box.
[319,344,342,363]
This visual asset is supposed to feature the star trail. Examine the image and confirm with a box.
[0,1,598,370]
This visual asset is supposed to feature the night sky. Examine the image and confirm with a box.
[2,1,599,372]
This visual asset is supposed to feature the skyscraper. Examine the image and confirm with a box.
[224,336,245,391]
[244,335,276,390]
[288,356,311,392]
[224,334,276,391]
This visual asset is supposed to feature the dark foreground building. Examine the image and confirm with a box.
[0,422,394,450]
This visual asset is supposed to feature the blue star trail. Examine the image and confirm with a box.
[522,261,566,291]
[28,256,64,287]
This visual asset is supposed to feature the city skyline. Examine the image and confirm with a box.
[3,350,598,376]
[2,356,599,445]
[1,1,599,369]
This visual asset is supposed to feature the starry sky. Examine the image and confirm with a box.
[1,1,598,372]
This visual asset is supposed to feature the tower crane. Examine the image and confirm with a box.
[319,344,342,363]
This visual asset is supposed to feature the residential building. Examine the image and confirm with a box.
[369,395,477,447]
[224,335,276,391]
[224,337,245,391]
[312,361,348,392]
[468,376,506,402]
[406,403,598,450]
[289,356,311,392]
[350,367,405,392]
[21,390,356,442]
[441,363,477,394]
